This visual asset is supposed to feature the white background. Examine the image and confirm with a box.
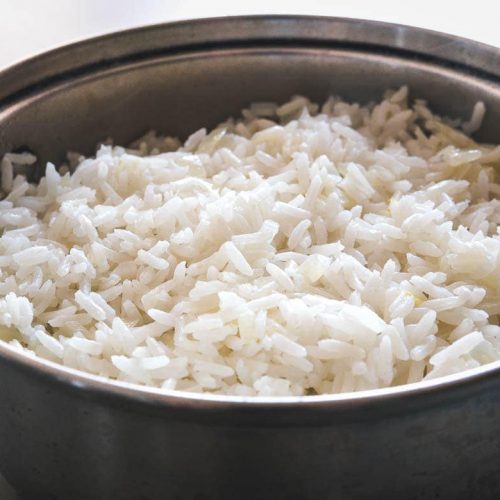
[0,0,499,69]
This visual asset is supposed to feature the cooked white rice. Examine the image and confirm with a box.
[2,86,500,396]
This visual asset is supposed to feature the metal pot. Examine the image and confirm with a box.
[1,16,500,500]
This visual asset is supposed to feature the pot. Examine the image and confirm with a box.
[1,15,500,500]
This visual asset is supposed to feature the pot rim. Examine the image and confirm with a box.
[2,340,500,409]
[1,14,500,409]
[1,14,500,104]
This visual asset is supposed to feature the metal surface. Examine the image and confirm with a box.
[1,15,500,499]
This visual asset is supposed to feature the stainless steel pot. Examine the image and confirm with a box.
[1,16,500,500]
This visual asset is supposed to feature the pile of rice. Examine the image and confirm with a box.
[1,86,500,396]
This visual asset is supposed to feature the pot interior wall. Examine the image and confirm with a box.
[1,46,500,181]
